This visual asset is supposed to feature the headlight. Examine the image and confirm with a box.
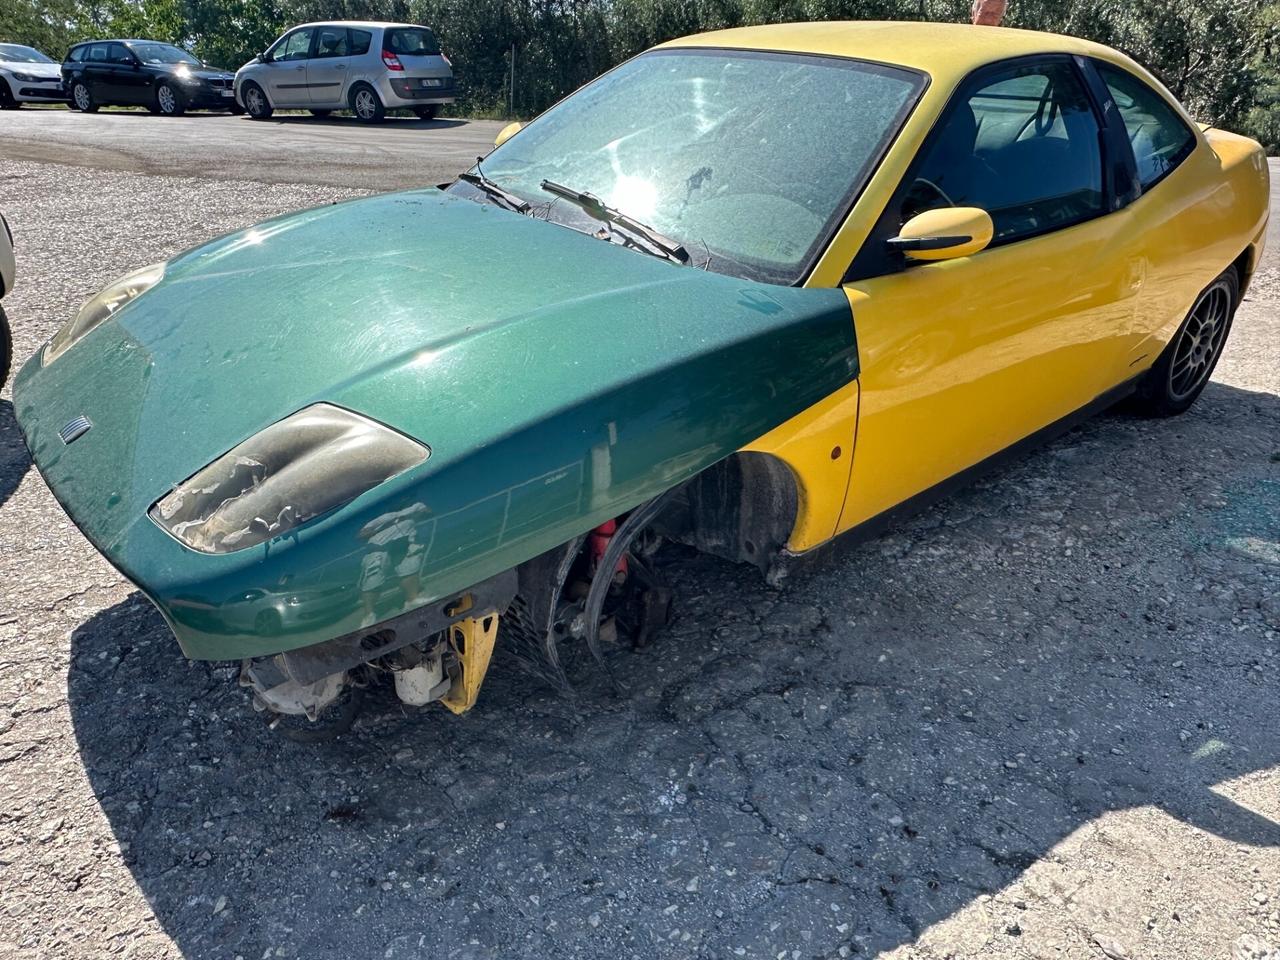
[150,404,429,554]
[13,72,41,82]
[43,262,164,366]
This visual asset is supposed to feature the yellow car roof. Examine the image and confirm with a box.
[659,21,1121,81]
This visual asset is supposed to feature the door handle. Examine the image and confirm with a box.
[295,65,305,71]
[335,64,346,70]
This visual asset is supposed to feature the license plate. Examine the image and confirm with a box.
[220,89,233,97]
[421,79,442,88]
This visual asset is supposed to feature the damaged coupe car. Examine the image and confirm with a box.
[13,23,1269,736]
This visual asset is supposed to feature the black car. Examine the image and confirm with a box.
[63,40,239,116]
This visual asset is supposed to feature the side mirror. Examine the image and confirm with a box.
[258,51,272,63]
[887,207,993,262]
[494,121,523,148]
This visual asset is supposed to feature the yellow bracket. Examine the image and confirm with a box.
[441,613,500,715]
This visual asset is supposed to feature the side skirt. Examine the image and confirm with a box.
[769,375,1141,584]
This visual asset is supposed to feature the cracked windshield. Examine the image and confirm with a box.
[455,49,925,284]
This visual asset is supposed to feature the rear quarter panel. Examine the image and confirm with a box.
[1129,128,1269,363]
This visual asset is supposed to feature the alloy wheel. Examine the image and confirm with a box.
[1168,280,1232,402]
[354,89,377,119]
[73,83,90,111]
[245,87,264,115]
[157,85,176,114]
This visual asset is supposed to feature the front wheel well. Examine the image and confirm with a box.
[653,452,799,576]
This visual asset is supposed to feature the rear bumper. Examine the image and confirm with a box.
[383,76,456,107]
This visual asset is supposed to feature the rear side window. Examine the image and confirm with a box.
[902,59,1105,245]
[314,26,349,59]
[68,46,85,62]
[349,30,372,57]
[384,28,440,56]
[1095,62,1195,191]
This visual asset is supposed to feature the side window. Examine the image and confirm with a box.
[107,43,133,65]
[314,26,349,59]
[86,44,109,63]
[349,29,372,57]
[902,60,1106,245]
[276,29,314,62]
[1096,62,1195,191]
[69,46,85,63]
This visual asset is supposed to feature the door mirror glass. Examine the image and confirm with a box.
[494,121,523,148]
[888,206,994,261]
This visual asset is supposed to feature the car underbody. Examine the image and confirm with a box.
[239,452,799,737]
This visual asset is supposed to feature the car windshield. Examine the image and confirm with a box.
[131,43,200,65]
[0,44,53,63]
[385,28,440,56]
[453,49,925,285]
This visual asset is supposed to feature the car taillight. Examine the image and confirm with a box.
[381,49,404,71]
[441,52,452,67]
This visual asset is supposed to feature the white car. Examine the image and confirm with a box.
[0,43,67,107]
[0,208,13,387]
[235,21,455,122]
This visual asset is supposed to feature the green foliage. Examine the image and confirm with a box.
[0,0,1275,149]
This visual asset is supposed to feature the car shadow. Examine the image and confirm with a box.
[255,115,469,130]
[65,381,1280,959]
[0,399,31,510]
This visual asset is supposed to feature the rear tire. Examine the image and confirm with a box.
[242,81,272,119]
[350,83,384,123]
[413,105,438,120]
[1133,266,1239,417]
[70,81,98,113]
[0,304,12,390]
[155,82,185,116]
[0,81,20,109]
[309,108,331,117]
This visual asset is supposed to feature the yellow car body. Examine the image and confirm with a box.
[682,22,1274,553]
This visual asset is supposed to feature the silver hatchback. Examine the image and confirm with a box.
[235,21,455,122]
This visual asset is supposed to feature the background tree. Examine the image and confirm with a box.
[1,0,1274,150]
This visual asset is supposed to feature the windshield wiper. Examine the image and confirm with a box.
[540,179,690,265]
[458,158,530,215]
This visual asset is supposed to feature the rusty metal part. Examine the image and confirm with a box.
[279,567,516,685]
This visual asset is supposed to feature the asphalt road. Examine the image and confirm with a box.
[0,137,1278,960]
[0,106,505,190]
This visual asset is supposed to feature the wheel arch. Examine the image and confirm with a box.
[653,451,800,578]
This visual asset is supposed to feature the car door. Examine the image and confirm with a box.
[262,27,314,107]
[107,43,149,104]
[837,55,1147,532]
[80,43,112,97]
[305,25,352,106]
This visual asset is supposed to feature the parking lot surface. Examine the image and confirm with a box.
[0,149,1278,960]
[0,108,504,190]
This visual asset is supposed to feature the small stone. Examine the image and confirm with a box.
[588,914,601,928]
[1092,934,1131,960]
[1005,922,1022,936]
[1004,760,1019,769]
[212,895,227,915]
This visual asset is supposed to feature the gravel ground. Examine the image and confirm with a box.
[1,157,1278,960]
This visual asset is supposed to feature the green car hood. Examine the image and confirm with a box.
[14,188,857,659]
